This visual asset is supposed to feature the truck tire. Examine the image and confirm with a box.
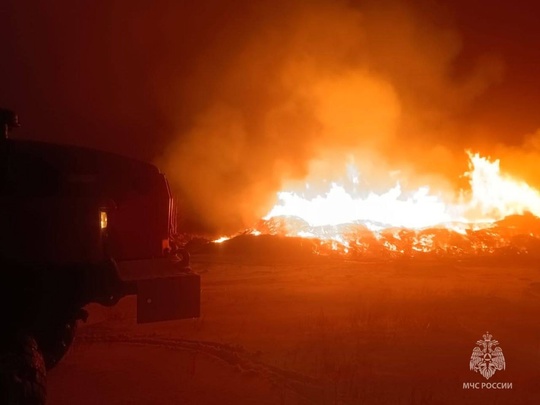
[0,335,47,405]
[36,320,77,370]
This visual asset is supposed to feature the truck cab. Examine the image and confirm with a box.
[0,109,200,404]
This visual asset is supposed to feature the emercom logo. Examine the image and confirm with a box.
[462,332,512,390]
[469,331,506,380]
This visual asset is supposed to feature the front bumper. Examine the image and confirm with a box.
[117,258,200,323]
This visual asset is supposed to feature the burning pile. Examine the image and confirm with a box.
[214,153,540,257]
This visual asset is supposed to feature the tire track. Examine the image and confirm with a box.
[76,334,325,403]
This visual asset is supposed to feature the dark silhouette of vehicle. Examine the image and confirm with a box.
[0,109,200,404]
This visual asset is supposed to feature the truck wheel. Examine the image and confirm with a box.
[0,336,47,405]
[37,320,77,370]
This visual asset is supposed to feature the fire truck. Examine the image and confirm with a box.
[0,109,200,404]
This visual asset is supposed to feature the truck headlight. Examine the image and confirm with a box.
[100,210,108,230]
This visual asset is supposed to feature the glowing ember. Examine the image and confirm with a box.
[213,236,231,244]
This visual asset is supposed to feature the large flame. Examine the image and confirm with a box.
[214,152,540,255]
[264,152,540,230]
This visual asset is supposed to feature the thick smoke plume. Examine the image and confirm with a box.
[4,0,540,234]
[161,0,505,233]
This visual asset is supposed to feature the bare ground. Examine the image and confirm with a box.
[48,252,540,404]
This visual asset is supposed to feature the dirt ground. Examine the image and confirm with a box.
[48,250,540,404]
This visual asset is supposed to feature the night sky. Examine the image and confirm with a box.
[2,0,540,232]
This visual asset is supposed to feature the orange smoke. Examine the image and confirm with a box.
[160,0,509,234]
